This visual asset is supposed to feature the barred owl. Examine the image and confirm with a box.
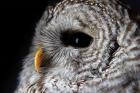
[15,0,140,93]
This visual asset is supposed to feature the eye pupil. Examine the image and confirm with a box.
[60,31,93,48]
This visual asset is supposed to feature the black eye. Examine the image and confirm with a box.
[60,31,93,48]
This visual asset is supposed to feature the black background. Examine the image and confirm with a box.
[0,0,140,93]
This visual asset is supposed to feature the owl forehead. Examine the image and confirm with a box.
[53,0,107,13]
[44,0,115,38]
[55,0,97,9]
[43,0,122,37]
[47,5,98,36]
[47,0,106,31]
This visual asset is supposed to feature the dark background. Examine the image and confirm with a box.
[0,0,140,93]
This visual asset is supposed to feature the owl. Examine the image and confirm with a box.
[15,0,140,93]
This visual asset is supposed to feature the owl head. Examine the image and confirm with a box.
[32,0,129,80]
[14,0,140,93]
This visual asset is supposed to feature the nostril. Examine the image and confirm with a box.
[60,30,93,48]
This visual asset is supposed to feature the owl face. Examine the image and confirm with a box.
[15,0,140,93]
[34,0,120,80]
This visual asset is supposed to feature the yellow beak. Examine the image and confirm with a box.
[34,48,43,73]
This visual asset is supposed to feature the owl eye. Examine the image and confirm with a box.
[60,31,93,48]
